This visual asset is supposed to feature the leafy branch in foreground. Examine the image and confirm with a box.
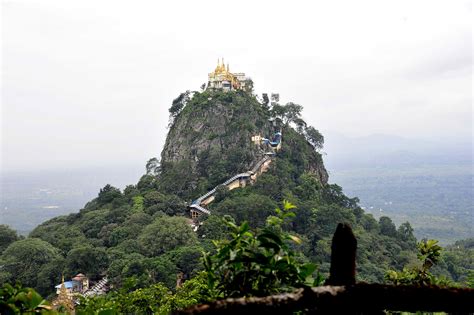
[0,283,55,315]
[203,201,322,297]
[385,239,451,286]
[76,272,213,315]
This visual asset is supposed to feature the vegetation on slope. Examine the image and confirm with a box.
[0,90,471,309]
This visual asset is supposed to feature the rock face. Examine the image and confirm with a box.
[160,90,328,198]
[162,91,268,168]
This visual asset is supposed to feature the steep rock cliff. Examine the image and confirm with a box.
[160,90,328,199]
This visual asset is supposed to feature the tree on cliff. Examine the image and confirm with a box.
[304,126,324,150]
[146,157,161,176]
[270,102,303,125]
[169,90,191,125]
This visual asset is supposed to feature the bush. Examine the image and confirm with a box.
[204,201,321,297]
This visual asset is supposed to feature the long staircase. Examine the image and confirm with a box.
[83,277,108,297]
[189,155,273,216]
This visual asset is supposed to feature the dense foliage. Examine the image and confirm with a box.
[204,201,321,297]
[0,225,20,254]
[0,283,55,315]
[75,273,213,315]
[385,239,451,286]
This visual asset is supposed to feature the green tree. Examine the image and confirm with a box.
[283,102,303,125]
[304,126,324,150]
[467,270,474,288]
[310,205,356,239]
[386,239,450,286]
[138,216,197,257]
[97,184,122,205]
[131,196,145,213]
[213,185,229,202]
[198,215,229,244]
[75,272,214,315]
[35,257,66,296]
[294,173,322,201]
[163,245,203,278]
[397,222,417,249]
[214,194,278,228]
[294,118,307,134]
[65,246,109,279]
[0,238,61,289]
[145,256,177,288]
[269,102,303,125]
[136,175,159,192]
[143,191,165,208]
[143,191,185,216]
[261,93,269,108]
[169,90,191,125]
[270,104,287,123]
[438,238,474,285]
[0,225,19,254]
[204,201,319,297]
[145,158,161,176]
[29,217,89,255]
[379,216,397,238]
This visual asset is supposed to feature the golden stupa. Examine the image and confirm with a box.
[207,58,250,91]
[52,275,75,313]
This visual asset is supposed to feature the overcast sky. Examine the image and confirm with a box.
[1,0,472,172]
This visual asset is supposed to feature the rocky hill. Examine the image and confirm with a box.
[160,90,327,199]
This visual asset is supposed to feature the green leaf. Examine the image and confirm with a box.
[282,200,296,211]
[239,222,250,234]
[98,309,117,315]
[288,235,302,244]
[229,250,237,261]
[258,231,283,246]
[259,240,281,252]
[313,271,325,286]
[299,263,317,279]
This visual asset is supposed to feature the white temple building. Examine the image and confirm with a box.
[207,59,252,92]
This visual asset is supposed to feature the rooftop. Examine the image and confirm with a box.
[55,281,74,289]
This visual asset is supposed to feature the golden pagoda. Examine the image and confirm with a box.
[52,275,75,314]
[207,58,251,91]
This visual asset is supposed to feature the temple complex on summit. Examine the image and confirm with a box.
[207,58,252,92]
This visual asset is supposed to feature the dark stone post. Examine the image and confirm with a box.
[325,223,357,286]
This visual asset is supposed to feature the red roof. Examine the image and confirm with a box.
[72,273,86,281]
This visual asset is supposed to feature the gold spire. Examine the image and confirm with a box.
[53,274,75,312]
[59,274,68,297]
[227,63,229,72]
